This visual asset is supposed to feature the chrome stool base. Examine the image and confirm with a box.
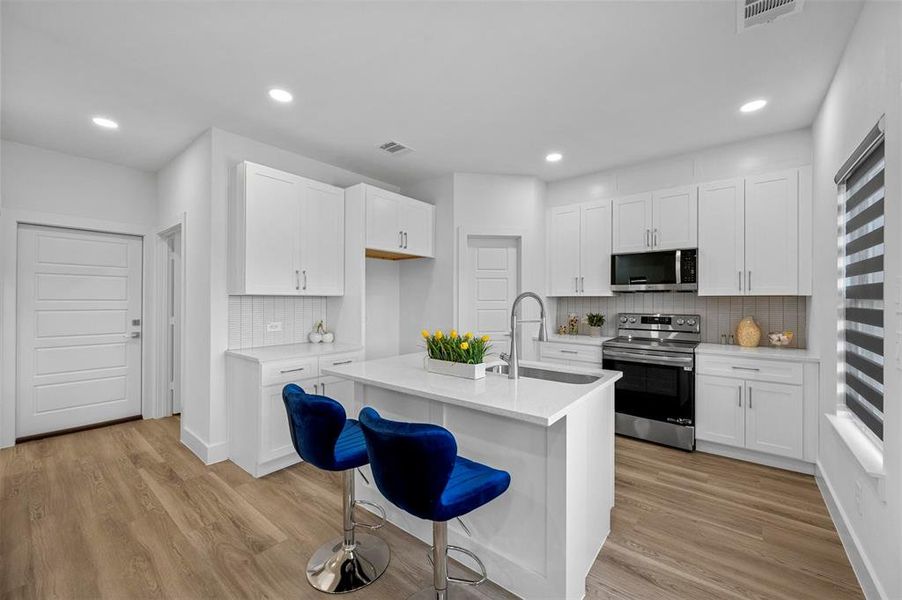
[407,521,487,600]
[408,585,485,600]
[306,532,391,594]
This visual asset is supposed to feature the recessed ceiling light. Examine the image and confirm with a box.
[92,116,119,129]
[268,88,293,103]
[546,152,563,163]
[740,99,767,113]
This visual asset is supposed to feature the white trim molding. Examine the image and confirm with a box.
[181,425,229,465]
[816,462,888,600]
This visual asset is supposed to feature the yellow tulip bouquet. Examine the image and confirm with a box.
[421,329,492,365]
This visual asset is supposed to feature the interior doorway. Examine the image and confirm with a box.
[16,224,144,439]
[160,226,182,416]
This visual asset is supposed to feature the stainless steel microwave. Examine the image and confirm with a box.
[610,249,697,292]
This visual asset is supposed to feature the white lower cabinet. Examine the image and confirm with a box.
[227,349,364,477]
[696,353,813,466]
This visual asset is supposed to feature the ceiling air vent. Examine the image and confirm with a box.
[738,0,804,32]
[377,140,414,156]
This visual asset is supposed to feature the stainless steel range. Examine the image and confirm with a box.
[602,313,700,451]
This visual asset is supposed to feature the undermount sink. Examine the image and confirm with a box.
[487,364,601,384]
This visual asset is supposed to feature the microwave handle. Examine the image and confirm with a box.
[675,250,681,284]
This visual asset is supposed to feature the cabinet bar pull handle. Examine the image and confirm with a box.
[747,270,751,292]
[645,229,650,248]
[561,350,579,354]
[748,387,753,409]
[738,270,742,292]
[332,360,353,366]
[295,269,300,290]
[280,367,305,374]
[303,270,308,290]
[738,385,742,407]
[314,383,319,394]
[321,382,326,395]
[399,230,403,248]
[653,228,658,247]
[404,231,408,248]
[731,366,760,371]
[575,276,579,293]
[580,276,584,293]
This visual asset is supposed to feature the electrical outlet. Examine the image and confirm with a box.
[266,321,283,333]
[855,480,863,516]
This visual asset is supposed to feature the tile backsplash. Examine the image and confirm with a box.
[555,293,807,348]
[228,296,329,349]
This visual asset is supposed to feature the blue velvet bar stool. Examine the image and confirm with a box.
[358,407,511,600]
[282,384,390,594]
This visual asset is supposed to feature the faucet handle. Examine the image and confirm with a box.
[499,352,511,364]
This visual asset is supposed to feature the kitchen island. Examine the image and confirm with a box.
[323,353,622,600]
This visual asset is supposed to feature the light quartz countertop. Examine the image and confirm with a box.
[696,343,820,363]
[225,342,363,363]
[322,353,622,427]
[532,334,613,346]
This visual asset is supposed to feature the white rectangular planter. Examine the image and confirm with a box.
[425,357,486,380]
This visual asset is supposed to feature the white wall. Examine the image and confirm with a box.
[1,139,157,223]
[546,128,812,206]
[156,130,214,450]
[365,258,400,359]
[0,140,159,447]
[810,2,902,598]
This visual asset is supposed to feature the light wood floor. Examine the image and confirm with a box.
[0,417,862,600]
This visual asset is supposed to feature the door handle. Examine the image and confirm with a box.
[128,332,141,339]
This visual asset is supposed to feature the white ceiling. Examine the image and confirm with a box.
[1,1,862,185]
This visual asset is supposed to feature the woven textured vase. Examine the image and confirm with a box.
[736,316,761,347]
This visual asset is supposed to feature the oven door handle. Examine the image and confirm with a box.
[603,349,694,370]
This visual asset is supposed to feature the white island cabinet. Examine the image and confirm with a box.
[225,343,364,477]
[323,354,622,600]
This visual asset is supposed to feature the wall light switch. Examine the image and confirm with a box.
[266,321,283,332]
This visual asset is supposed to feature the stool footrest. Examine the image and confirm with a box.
[427,544,487,586]
[352,499,386,530]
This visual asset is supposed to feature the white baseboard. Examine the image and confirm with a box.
[181,425,229,465]
[816,462,886,600]
[696,441,815,474]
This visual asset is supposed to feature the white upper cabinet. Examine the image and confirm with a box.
[358,184,434,258]
[698,169,804,296]
[547,199,612,296]
[652,185,697,250]
[229,161,345,296]
[580,200,613,295]
[548,205,582,295]
[698,178,745,295]
[612,193,652,253]
[744,170,799,295]
[613,189,696,254]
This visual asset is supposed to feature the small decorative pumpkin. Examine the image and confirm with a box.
[736,316,761,347]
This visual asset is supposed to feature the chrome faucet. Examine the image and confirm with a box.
[500,291,548,379]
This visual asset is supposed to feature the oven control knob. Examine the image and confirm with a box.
[676,318,685,325]
[620,316,628,323]
[687,319,696,326]
[628,317,637,324]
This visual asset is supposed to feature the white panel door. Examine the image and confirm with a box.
[462,237,519,338]
[548,205,581,296]
[695,375,745,448]
[579,200,612,296]
[319,376,356,417]
[260,382,301,464]
[745,170,799,295]
[244,164,300,294]
[299,179,345,296]
[400,199,434,257]
[698,178,745,295]
[17,225,143,438]
[652,185,697,250]
[365,187,401,252]
[745,381,804,459]
[612,193,652,254]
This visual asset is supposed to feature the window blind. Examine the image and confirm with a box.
[838,121,885,441]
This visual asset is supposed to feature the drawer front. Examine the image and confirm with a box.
[540,342,602,365]
[696,355,803,385]
[262,357,320,386]
[319,351,365,372]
